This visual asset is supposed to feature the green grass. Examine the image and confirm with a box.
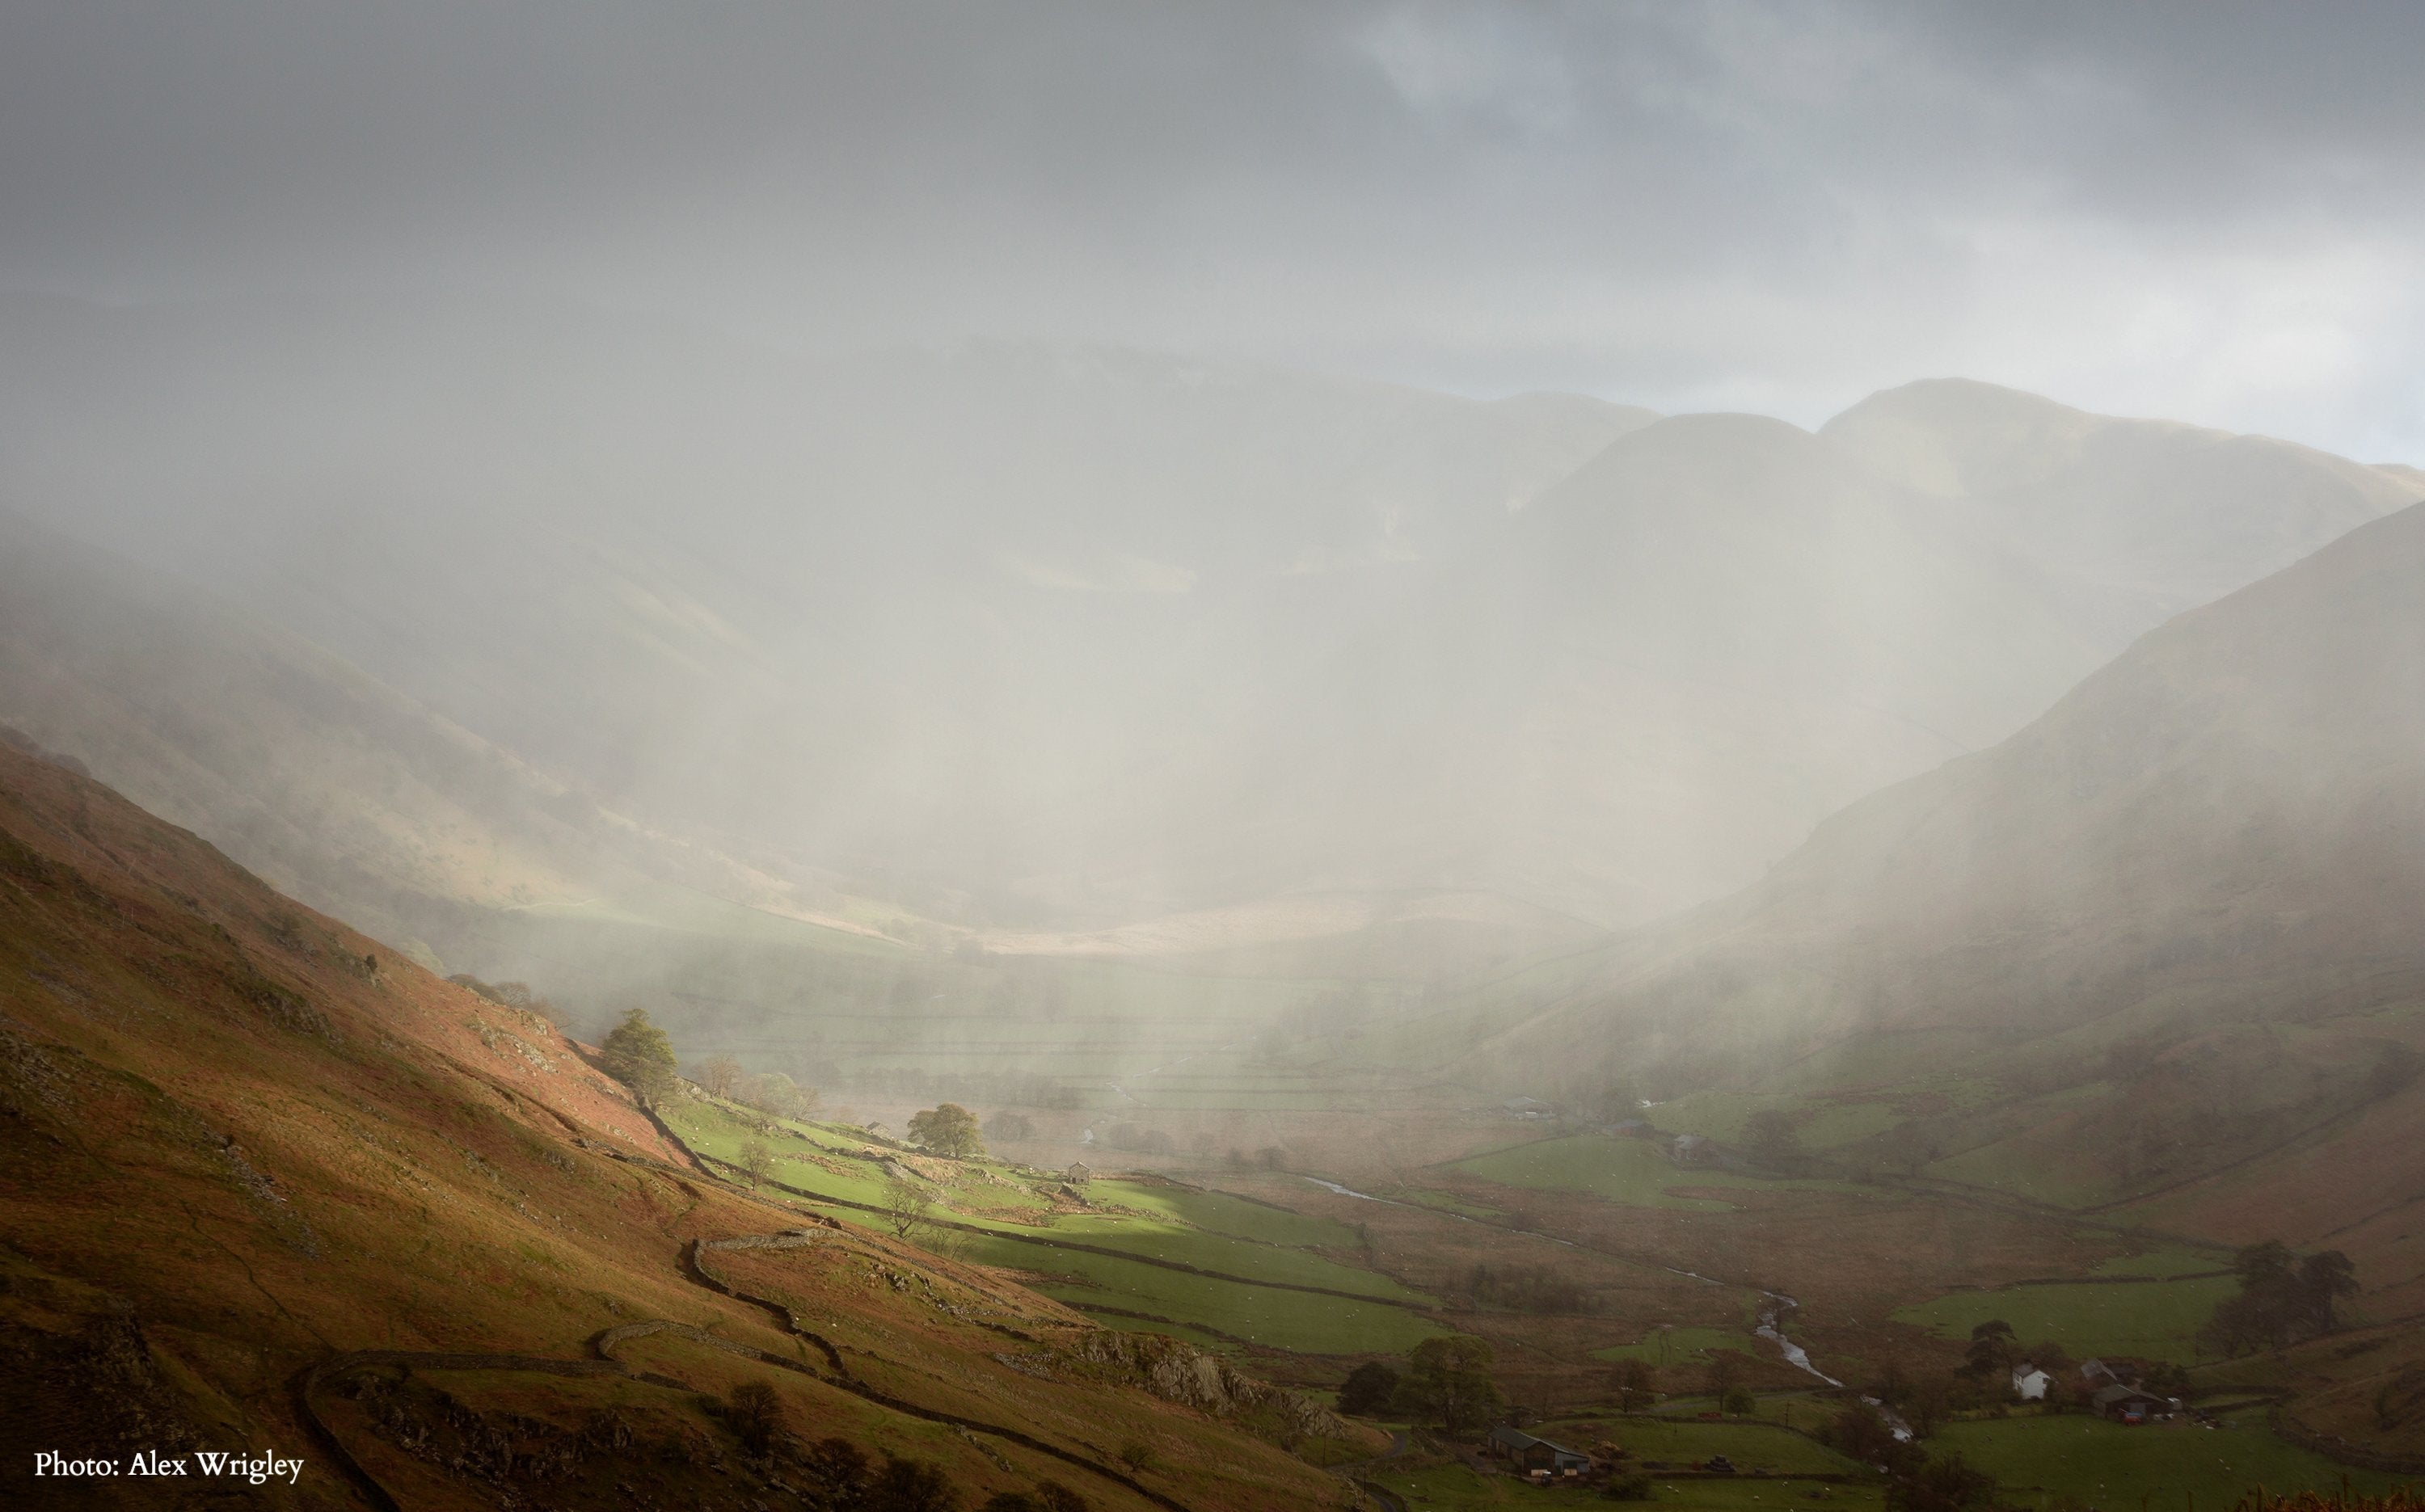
[1892,1274,2239,1362]
[1924,1143,2113,1209]
[2093,1246,2229,1278]
[1934,1409,2417,1508]
[1368,1457,1881,1512]
[1452,1135,1853,1210]
[958,1232,1450,1354]
[1794,1101,1904,1151]
[1592,1328,1770,1367]
[664,1097,1446,1354]
[1386,1187,1508,1219]
[1086,1180,1364,1249]
[1536,1418,1864,1476]
[952,1209,1431,1301]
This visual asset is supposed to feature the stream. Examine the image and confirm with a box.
[1300,1175,1912,1436]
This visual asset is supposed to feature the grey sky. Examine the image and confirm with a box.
[5,2,2423,458]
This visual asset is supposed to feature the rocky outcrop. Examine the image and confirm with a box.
[1048,1330,1352,1440]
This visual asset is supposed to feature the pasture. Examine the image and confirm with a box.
[1892,1273,2238,1362]
[1934,1409,2415,1508]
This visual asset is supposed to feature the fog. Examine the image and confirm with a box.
[2,5,2423,1097]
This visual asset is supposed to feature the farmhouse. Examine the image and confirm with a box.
[2010,1364,2052,1401]
[1487,1426,1591,1473]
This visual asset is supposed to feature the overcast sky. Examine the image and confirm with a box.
[6,1,2423,459]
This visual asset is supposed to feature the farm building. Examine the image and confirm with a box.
[1487,1427,1591,1473]
[2092,1384,2173,1423]
[1064,1161,1091,1183]
[1669,1133,1717,1166]
[2011,1364,2052,1400]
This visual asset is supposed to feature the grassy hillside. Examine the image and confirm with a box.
[0,743,1366,1510]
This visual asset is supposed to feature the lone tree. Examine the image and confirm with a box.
[1743,1108,1804,1169]
[1609,1357,1656,1412]
[883,1173,935,1241]
[1390,1336,1504,1434]
[868,1454,961,1512]
[1958,1320,2015,1381]
[727,1379,787,1455]
[1337,1360,1402,1417]
[908,1103,985,1159]
[737,1138,774,1190]
[600,1009,678,1106]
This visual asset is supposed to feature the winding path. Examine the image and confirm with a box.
[292,1219,1202,1512]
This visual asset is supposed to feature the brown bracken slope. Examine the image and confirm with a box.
[0,741,1357,1512]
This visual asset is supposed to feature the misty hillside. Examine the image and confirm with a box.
[1388,500,2425,1292]
[0,295,2413,971]
[0,740,1357,1512]
[1826,377,2419,626]
[1542,495,2425,1058]
[1147,411,2112,918]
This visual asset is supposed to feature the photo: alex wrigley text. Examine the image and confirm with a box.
[36,1449,306,1485]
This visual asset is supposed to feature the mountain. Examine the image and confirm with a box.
[1403,500,2425,1313]
[0,509,848,967]
[1056,386,2419,926]
[1137,412,2115,920]
[2,293,2413,984]
[0,741,1358,1510]
[1824,377,2418,630]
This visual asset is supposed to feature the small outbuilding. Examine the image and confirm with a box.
[1669,1133,1717,1166]
[2011,1364,2052,1401]
[1064,1161,1091,1184]
[2092,1384,2172,1423]
[1487,1427,1591,1473]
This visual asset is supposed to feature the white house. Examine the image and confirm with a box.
[2011,1364,2051,1401]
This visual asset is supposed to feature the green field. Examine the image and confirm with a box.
[1535,1417,1865,1476]
[1453,1135,1849,1210]
[1367,1457,1881,1512]
[2092,1245,2230,1278]
[963,1232,1449,1354]
[1934,1410,2415,1508]
[1892,1274,2238,1362]
[662,1096,1448,1354]
[1592,1327,1769,1367]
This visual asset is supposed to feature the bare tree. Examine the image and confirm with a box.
[737,1138,774,1190]
[883,1173,934,1241]
[698,1054,746,1100]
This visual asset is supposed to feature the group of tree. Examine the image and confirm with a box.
[2203,1241,2358,1355]
[983,1110,1035,1142]
[1335,1337,1504,1432]
[1461,1262,1591,1314]
[1222,1145,1293,1172]
[1819,1403,1994,1512]
[908,1103,985,1158]
[1741,1109,1813,1173]
[846,1066,1083,1111]
[694,1053,823,1121]
[1096,1121,1179,1155]
[727,1383,1090,1510]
